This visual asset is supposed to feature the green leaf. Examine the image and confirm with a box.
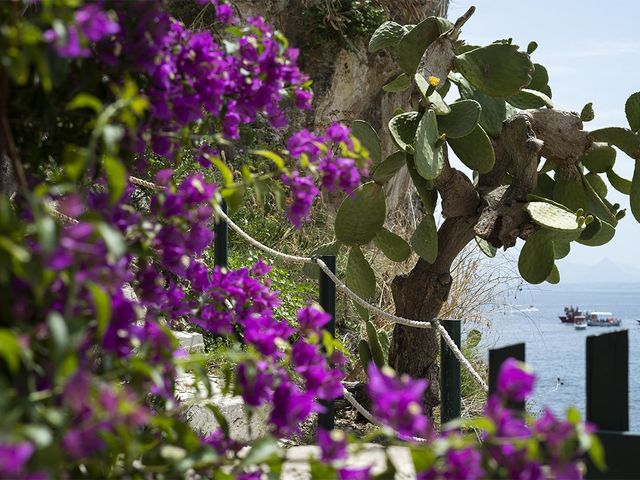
[475,236,496,258]
[455,44,533,97]
[414,110,443,180]
[88,282,111,338]
[527,41,538,54]
[415,73,450,115]
[335,182,386,245]
[437,99,481,138]
[528,63,551,97]
[66,93,103,113]
[546,264,560,284]
[374,228,411,262]
[507,88,553,109]
[588,434,607,472]
[580,144,616,173]
[103,155,127,205]
[585,173,607,198]
[0,236,30,263]
[411,214,438,263]
[252,150,284,170]
[447,125,495,173]
[351,120,381,165]
[526,201,583,232]
[242,437,280,466]
[631,163,640,222]
[553,241,570,259]
[406,154,438,213]
[580,102,595,122]
[590,127,640,159]
[625,91,640,133]
[388,111,421,152]
[368,21,405,53]
[553,173,586,212]
[47,312,69,356]
[206,404,230,438]
[606,169,631,195]
[518,230,555,284]
[358,339,373,372]
[372,151,406,184]
[96,223,126,259]
[582,172,618,226]
[383,73,411,92]
[346,247,376,303]
[395,17,452,74]
[0,329,21,374]
[454,75,514,137]
[212,157,234,186]
[365,320,385,367]
[578,218,615,247]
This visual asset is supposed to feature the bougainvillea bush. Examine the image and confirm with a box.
[0,1,602,478]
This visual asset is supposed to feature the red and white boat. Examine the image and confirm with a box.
[559,306,585,324]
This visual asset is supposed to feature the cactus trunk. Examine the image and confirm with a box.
[388,217,477,415]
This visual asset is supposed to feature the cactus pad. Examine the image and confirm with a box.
[335,182,386,245]
[437,99,481,138]
[396,17,452,74]
[518,230,555,284]
[389,111,421,152]
[411,214,438,263]
[580,143,616,173]
[368,21,405,53]
[414,109,443,180]
[591,127,640,160]
[374,228,411,262]
[383,73,411,92]
[446,125,495,173]
[455,44,533,97]
[372,151,406,184]
[351,120,381,165]
[625,91,640,133]
[526,201,583,232]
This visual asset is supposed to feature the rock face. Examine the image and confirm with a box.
[282,444,415,480]
[175,373,270,442]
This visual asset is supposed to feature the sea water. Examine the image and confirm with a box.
[474,282,640,431]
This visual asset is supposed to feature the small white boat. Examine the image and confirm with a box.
[575,318,587,330]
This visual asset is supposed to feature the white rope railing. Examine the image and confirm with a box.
[437,324,488,391]
[127,176,487,391]
[341,387,428,444]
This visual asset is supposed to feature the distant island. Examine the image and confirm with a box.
[557,258,640,284]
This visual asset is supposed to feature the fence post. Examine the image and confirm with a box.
[440,319,461,425]
[318,255,336,431]
[488,343,525,410]
[586,330,628,430]
[214,199,228,268]
[585,330,632,479]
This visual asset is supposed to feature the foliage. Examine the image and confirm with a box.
[0,1,618,479]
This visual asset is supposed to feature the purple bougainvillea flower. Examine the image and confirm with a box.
[0,442,34,476]
[367,364,430,439]
[338,466,371,480]
[296,305,331,335]
[444,447,484,480]
[269,381,317,437]
[318,428,347,462]
[496,358,535,403]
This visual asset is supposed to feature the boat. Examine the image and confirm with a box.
[574,317,587,330]
[586,312,622,327]
[559,306,585,324]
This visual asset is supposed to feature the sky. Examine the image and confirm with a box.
[447,0,640,270]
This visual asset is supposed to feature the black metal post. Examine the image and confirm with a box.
[586,330,628,431]
[584,330,635,479]
[318,255,336,431]
[440,319,461,425]
[214,199,228,268]
[488,343,526,411]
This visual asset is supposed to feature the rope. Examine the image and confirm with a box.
[315,258,435,330]
[126,176,488,391]
[437,324,488,392]
[341,387,427,443]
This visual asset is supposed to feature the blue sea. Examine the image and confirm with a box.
[474,282,640,431]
